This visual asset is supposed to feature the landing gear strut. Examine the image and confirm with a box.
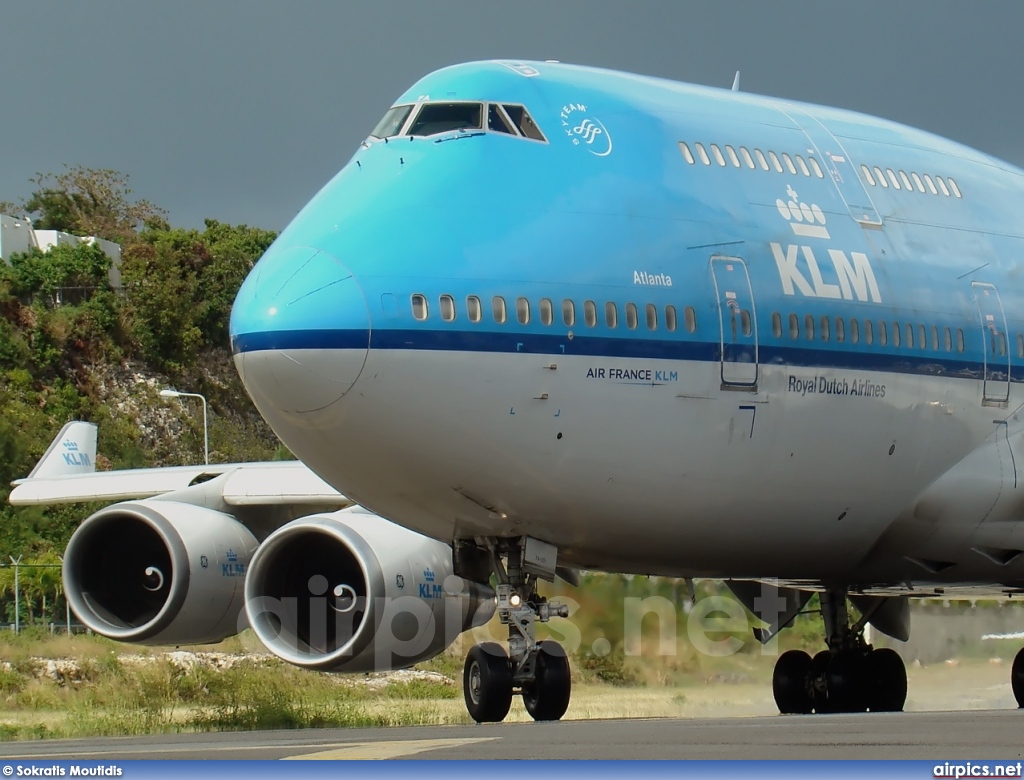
[772,588,907,714]
[461,538,570,723]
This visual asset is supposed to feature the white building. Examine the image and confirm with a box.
[0,214,122,289]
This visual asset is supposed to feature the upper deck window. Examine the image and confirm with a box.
[371,105,414,139]
[408,102,483,136]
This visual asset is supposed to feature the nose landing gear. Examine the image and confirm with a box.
[772,588,908,714]
[460,538,571,723]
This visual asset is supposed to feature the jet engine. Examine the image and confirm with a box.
[244,506,496,672]
[62,500,258,644]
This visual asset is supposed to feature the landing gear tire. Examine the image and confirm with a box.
[867,647,907,712]
[824,650,867,713]
[464,643,513,723]
[1012,647,1024,708]
[522,640,571,722]
[773,649,813,714]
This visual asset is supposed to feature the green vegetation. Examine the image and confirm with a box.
[0,168,282,563]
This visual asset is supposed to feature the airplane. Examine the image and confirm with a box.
[16,58,1024,723]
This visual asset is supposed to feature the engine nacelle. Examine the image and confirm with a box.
[63,500,258,644]
[244,506,495,672]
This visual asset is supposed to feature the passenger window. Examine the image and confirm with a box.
[820,315,830,341]
[646,303,658,330]
[665,305,678,332]
[467,295,482,323]
[808,157,824,178]
[605,301,618,328]
[584,300,597,327]
[440,294,456,322]
[1018,333,1024,359]
[768,151,784,172]
[740,309,751,337]
[874,166,889,188]
[795,155,811,177]
[887,169,901,189]
[725,145,740,167]
[956,327,965,352]
[936,177,950,196]
[899,170,913,190]
[412,293,428,321]
[944,327,952,352]
[905,323,914,348]
[788,313,799,339]
[924,174,938,194]
[501,105,546,141]
[850,318,860,344]
[539,298,553,326]
[912,172,926,193]
[408,102,483,136]
[878,321,888,346]
[861,165,876,186]
[695,143,711,165]
[864,319,874,345]
[562,299,576,326]
[919,324,927,350]
[772,312,782,338]
[626,303,638,330]
[754,149,770,170]
[781,153,797,175]
[948,177,962,198]
[710,144,726,166]
[804,314,815,340]
[892,322,902,347]
[679,142,695,164]
[930,325,939,350]
[740,147,755,168]
[492,296,507,324]
[487,104,515,134]
[835,317,845,343]
[998,332,1008,357]
[684,306,697,333]
[516,297,530,325]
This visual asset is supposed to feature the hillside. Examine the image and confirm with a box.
[0,167,285,558]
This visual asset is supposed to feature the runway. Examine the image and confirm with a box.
[0,710,1022,760]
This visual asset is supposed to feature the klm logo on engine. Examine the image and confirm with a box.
[418,568,443,599]
[770,186,881,304]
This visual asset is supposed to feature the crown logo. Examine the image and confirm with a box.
[423,569,436,583]
[63,440,79,452]
[225,549,238,563]
[776,186,830,240]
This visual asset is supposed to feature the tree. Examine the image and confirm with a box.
[21,166,167,244]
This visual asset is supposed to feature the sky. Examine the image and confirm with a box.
[2,0,1023,232]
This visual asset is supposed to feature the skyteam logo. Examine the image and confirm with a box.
[561,102,612,157]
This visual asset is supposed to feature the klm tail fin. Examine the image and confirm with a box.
[25,421,98,479]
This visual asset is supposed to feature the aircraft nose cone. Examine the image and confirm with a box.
[230,244,369,415]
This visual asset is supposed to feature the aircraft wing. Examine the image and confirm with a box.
[9,460,350,507]
[9,422,350,508]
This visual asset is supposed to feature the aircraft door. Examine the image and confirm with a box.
[784,106,882,228]
[972,282,1010,404]
[710,255,758,389]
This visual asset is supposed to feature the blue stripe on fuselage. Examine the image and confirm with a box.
[231,327,993,383]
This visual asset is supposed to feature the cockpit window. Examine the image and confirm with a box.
[370,105,413,139]
[407,102,483,136]
[502,104,546,141]
[488,104,516,134]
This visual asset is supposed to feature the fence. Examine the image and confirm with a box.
[0,561,74,634]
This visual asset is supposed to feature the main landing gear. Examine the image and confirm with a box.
[461,538,571,723]
[772,589,908,714]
